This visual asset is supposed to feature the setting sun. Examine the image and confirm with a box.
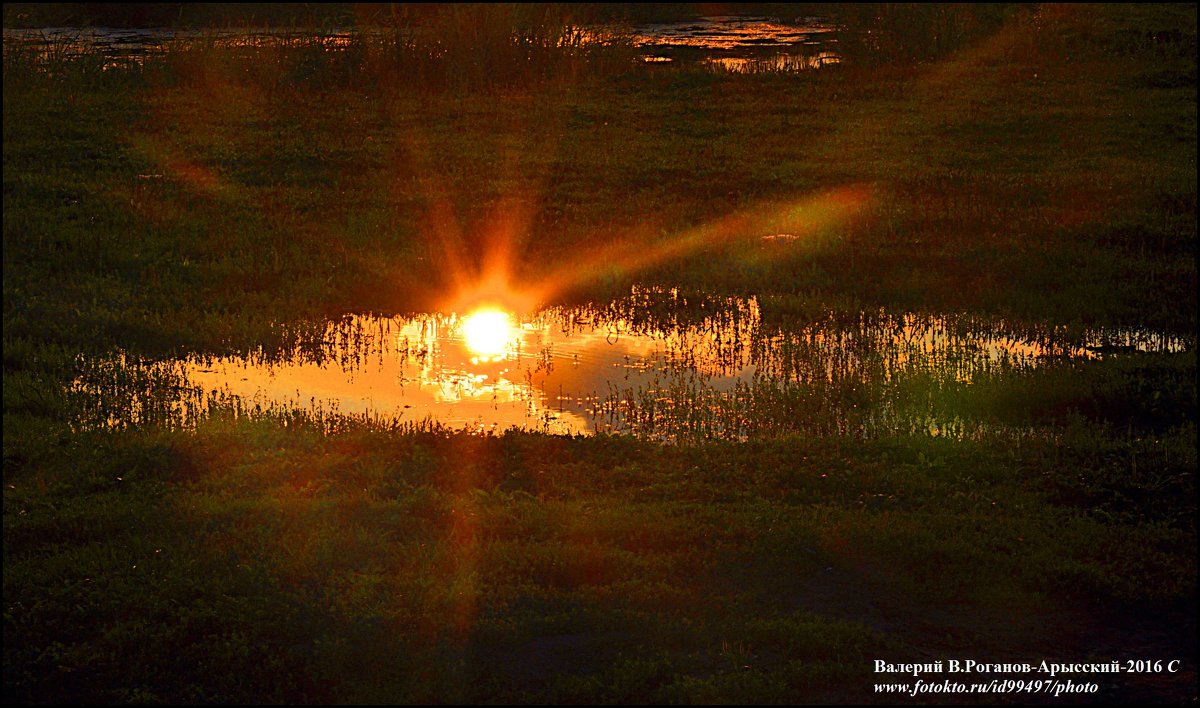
[459,307,516,360]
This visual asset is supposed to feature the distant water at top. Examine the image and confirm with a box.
[3,15,843,73]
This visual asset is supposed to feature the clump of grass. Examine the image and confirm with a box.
[834,3,1021,64]
[4,416,1194,702]
[1,30,113,91]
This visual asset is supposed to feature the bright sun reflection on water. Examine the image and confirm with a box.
[460,308,516,362]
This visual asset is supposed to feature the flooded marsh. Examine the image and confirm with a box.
[71,288,1192,441]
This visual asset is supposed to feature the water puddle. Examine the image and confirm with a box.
[634,15,834,50]
[71,289,1191,439]
[1,26,363,70]
[632,15,841,71]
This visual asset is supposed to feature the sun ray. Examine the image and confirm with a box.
[395,6,1070,323]
[522,183,874,305]
[392,120,477,294]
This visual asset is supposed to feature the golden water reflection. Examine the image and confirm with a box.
[167,290,1190,437]
[185,305,675,436]
[5,16,843,74]
[631,15,840,73]
[706,51,840,73]
[631,16,836,51]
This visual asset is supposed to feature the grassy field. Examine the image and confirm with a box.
[4,3,1196,703]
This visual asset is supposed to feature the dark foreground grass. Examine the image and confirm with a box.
[3,3,1197,704]
[4,418,1195,703]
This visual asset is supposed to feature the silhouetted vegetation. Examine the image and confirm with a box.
[835,3,1018,63]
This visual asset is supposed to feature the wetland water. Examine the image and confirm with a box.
[3,15,840,72]
[74,289,1190,439]
[632,15,840,71]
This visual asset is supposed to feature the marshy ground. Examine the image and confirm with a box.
[3,3,1196,703]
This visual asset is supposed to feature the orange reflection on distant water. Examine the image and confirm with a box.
[631,16,836,51]
[707,51,840,73]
